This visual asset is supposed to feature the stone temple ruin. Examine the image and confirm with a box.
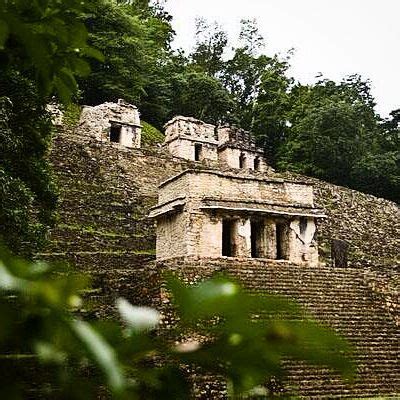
[149,169,325,266]
[77,99,142,148]
[164,116,269,171]
[43,102,400,398]
[76,103,324,267]
[150,115,325,267]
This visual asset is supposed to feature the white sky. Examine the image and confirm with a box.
[164,0,400,117]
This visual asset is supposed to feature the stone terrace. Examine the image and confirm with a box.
[157,257,400,399]
[37,128,400,397]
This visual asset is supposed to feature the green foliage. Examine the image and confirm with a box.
[219,20,293,158]
[277,76,399,202]
[191,17,228,76]
[0,72,58,256]
[80,0,173,107]
[0,0,103,103]
[167,275,354,396]
[0,0,102,256]
[278,97,371,182]
[0,250,354,399]
[58,2,398,202]
[141,121,164,146]
[62,103,82,128]
[170,70,236,125]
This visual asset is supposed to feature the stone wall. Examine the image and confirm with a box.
[158,170,316,207]
[164,116,217,143]
[166,136,219,163]
[152,170,322,264]
[218,146,268,172]
[279,172,400,267]
[42,130,399,308]
[77,100,142,148]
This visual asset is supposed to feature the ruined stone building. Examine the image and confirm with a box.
[40,104,399,398]
[77,99,142,148]
[164,116,269,172]
[150,170,325,266]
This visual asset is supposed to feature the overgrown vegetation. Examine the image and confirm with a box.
[1,0,398,259]
[0,0,101,255]
[141,121,164,146]
[75,4,399,202]
[0,249,353,399]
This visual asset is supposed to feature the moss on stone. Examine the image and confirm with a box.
[62,103,81,128]
[141,121,164,146]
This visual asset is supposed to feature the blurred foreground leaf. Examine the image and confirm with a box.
[0,248,355,398]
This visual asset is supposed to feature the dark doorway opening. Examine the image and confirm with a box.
[194,143,202,161]
[222,219,234,257]
[239,153,246,169]
[251,221,264,258]
[254,156,260,171]
[299,217,308,235]
[276,223,288,260]
[110,125,121,143]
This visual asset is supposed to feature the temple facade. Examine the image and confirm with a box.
[149,169,325,266]
[77,99,142,148]
[163,116,269,172]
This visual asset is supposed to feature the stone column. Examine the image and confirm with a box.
[265,218,277,259]
[235,218,252,258]
[119,126,128,147]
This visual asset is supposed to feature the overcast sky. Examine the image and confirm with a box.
[164,0,400,117]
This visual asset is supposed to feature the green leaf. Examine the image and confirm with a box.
[0,20,9,49]
[81,45,104,62]
[0,262,29,291]
[70,319,126,394]
[69,56,91,77]
[116,298,160,333]
[34,341,67,364]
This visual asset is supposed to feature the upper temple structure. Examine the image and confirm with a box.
[149,169,325,266]
[152,115,325,267]
[77,99,142,148]
[163,116,269,172]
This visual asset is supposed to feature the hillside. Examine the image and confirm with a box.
[37,127,400,397]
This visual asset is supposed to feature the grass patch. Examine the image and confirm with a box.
[62,103,81,128]
[57,223,144,239]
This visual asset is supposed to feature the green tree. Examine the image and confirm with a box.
[190,17,228,77]
[0,74,57,256]
[278,76,380,185]
[351,108,400,202]
[220,20,293,158]
[170,70,235,125]
[80,0,173,107]
[0,0,102,102]
[0,0,99,255]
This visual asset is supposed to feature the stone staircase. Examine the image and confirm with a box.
[160,257,400,398]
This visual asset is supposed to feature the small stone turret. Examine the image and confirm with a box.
[77,99,142,148]
[163,115,269,172]
[217,125,268,172]
[163,116,219,162]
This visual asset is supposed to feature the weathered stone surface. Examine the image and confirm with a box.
[149,169,323,265]
[77,99,142,148]
[156,257,400,399]
[332,238,350,268]
[163,115,272,172]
